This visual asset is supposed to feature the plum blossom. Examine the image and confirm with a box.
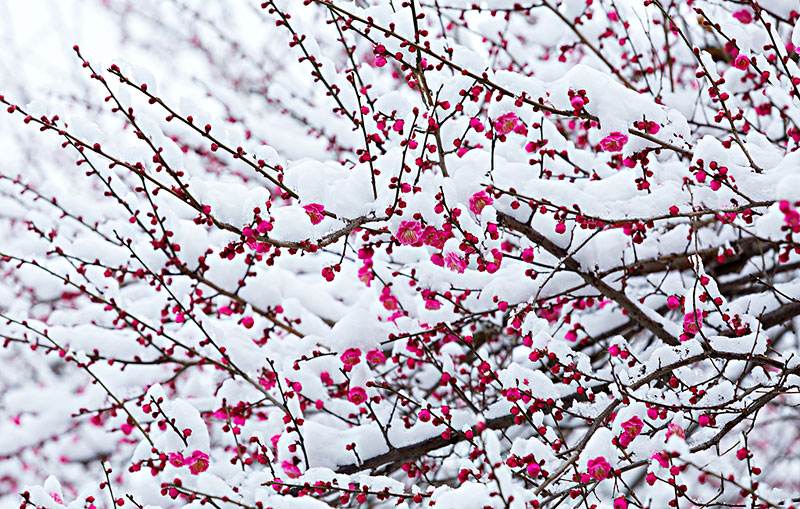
[395,220,423,245]
[443,252,467,273]
[468,190,493,215]
[732,9,753,24]
[586,456,612,481]
[682,309,703,337]
[599,131,628,152]
[619,416,643,446]
[494,112,526,135]
[365,349,386,365]
[303,203,325,224]
[340,347,362,369]
[734,54,750,70]
[347,386,367,405]
[281,460,301,478]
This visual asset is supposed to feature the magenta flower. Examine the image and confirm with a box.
[682,310,703,335]
[734,54,750,70]
[187,450,209,475]
[619,415,643,446]
[347,386,367,405]
[340,347,362,369]
[168,452,186,467]
[587,456,611,481]
[732,9,752,24]
[666,422,685,440]
[468,190,493,215]
[599,131,628,152]
[281,460,301,478]
[366,348,386,365]
[494,112,521,135]
[444,252,467,273]
[395,220,423,245]
[303,203,326,225]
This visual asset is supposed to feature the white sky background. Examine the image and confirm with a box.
[0,0,126,171]
[0,1,124,102]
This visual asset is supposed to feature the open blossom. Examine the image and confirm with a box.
[734,54,750,70]
[619,416,643,446]
[599,131,628,152]
[365,348,386,365]
[494,112,525,135]
[395,220,423,245]
[340,347,362,369]
[780,200,800,232]
[347,386,367,405]
[586,456,612,481]
[168,452,186,467]
[682,309,703,335]
[444,252,467,273]
[170,451,209,474]
[303,203,325,224]
[468,190,493,215]
[187,450,209,475]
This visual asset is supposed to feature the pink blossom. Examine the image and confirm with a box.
[468,190,493,215]
[303,203,325,225]
[587,456,612,480]
[494,112,523,136]
[418,408,431,422]
[340,347,362,369]
[651,451,670,468]
[613,498,629,509]
[347,386,367,405]
[444,252,467,273]
[780,200,800,232]
[666,295,681,310]
[599,131,628,152]
[241,315,254,329]
[366,348,386,365]
[469,117,485,132]
[281,460,301,478]
[682,310,703,335]
[570,95,587,110]
[734,54,750,70]
[168,452,186,467]
[667,422,686,440]
[379,287,399,310]
[526,462,541,476]
[395,220,423,245]
[620,416,644,445]
[187,450,209,475]
[732,9,753,24]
